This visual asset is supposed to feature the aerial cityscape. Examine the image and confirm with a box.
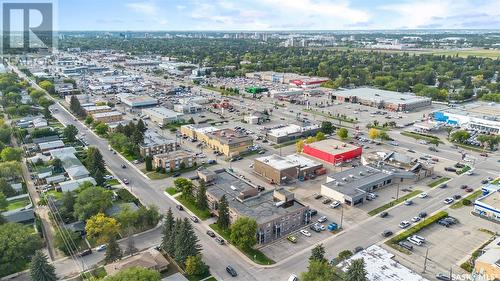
[0,1,499,281]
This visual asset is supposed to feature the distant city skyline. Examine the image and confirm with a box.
[56,0,500,31]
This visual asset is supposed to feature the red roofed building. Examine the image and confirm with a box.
[303,139,362,164]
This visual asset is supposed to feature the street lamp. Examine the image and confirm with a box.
[339,204,344,229]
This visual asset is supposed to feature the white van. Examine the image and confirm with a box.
[407,236,423,246]
[412,235,426,243]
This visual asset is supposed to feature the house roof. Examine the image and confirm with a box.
[104,248,169,276]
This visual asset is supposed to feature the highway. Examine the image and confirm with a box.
[7,62,500,281]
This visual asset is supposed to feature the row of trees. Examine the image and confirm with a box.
[108,120,146,160]
[449,130,500,150]
[301,244,367,281]
[296,131,327,152]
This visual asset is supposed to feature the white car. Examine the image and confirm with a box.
[329,201,341,208]
[411,216,421,223]
[96,244,107,252]
[418,192,428,198]
[300,229,311,237]
[399,221,411,229]
[443,198,454,204]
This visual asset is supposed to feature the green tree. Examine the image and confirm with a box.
[174,218,201,266]
[30,251,57,281]
[104,235,123,264]
[1,147,22,162]
[54,229,81,256]
[309,244,326,263]
[106,267,160,281]
[196,184,208,211]
[320,121,335,134]
[0,178,16,197]
[161,208,176,256]
[145,156,153,171]
[217,195,230,230]
[136,119,146,133]
[338,250,353,261]
[0,223,42,277]
[74,186,113,220]
[86,213,121,245]
[230,217,257,250]
[185,254,209,277]
[39,80,55,94]
[63,125,78,142]
[378,131,390,141]
[174,178,194,198]
[84,115,93,125]
[368,128,379,140]
[116,205,138,231]
[450,130,470,144]
[315,131,326,141]
[429,138,440,148]
[85,147,106,175]
[345,258,368,281]
[0,192,7,211]
[300,260,336,281]
[337,128,348,140]
[94,122,109,136]
[51,158,63,173]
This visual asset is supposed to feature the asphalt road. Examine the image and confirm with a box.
[7,62,500,281]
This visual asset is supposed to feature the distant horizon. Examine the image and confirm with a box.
[54,28,500,33]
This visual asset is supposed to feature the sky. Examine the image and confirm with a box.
[56,0,500,31]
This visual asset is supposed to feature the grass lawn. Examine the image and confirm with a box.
[165,187,179,196]
[144,171,170,180]
[450,190,483,209]
[492,178,500,184]
[457,165,472,175]
[7,197,31,210]
[45,190,63,200]
[209,223,275,265]
[368,190,422,216]
[303,109,358,124]
[428,177,451,188]
[273,140,298,149]
[400,131,443,143]
[452,142,486,153]
[105,179,120,186]
[177,196,211,220]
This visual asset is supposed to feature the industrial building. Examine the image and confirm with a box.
[92,111,123,124]
[253,154,324,184]
[321,165,415,206]
[153,151,196,172]
[303,139,362,165]
[142,107,184,126]
[139,130,177,157]
[200,169,310,244]
[473,183,499,222]
[331,87,432,112]
[266,124,320,144]
[433,103,500,134]
[116,93,158,108]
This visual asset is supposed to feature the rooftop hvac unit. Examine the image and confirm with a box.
[230,185,237,191]
[275,201,285,207]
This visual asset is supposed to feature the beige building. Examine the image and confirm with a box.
[474,236,500,280]
[206,129,253,157]
[104,248,169,276]
[254,154,323,185]
[139,130,177,157]
[91,111,123,123]
[180,124,219,143]
[153,151,196,171]
[83,105,112,115]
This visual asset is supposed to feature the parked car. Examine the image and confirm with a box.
[435,273,452,281]
[308,209,318,216]
[438,219,451,227]
[419,212,428,218]
[407,236,423,246]
[329,201,341,208]
[122,178,129,184]
[317,216,327,223]
[411,216,421,223]
[465,187,473,192]
[78,249,92,257]
[380,212,389,218]
[460,184,468,189]
[381,230,393,237]
[206,230,215,237]
[287,235,297,243]
[322,198,332,204]
[96,244,107,252]
[190,216,199,223]
[215,237,225,245]
[444,167,457,172]
[418,192,428,198]
[353,246,364,253]
[226,266,238,277]
[398,241,413,251]
[176,205,184,211]
[453,194,462,200]
[300,229,311,237]
[313,193,323,199]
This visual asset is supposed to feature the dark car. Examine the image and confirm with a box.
[460,185,468,189]
[173,172,181,177]
[78,249,92,257]
[382,230,393,237]
[308,209,318,216]
[353,246,364,253]
[481,179,489,184]
[419,212,428,218]
[444,216,459,224]
[215,236,225,245]
[453,194,462,200]
[206,230,216,237]
[398,241,413,251]
[444,167,457,172]
[436,273,452,281]
[226,266,238,277]
[190,216,199,223]
[439,183,448,189]
[454,163,465,168]
[438,219,451,227]
[176,205,184,211]
[380,212,389,218]
[322,198,332,204]
[121,164,126,169]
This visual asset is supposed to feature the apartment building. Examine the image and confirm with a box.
[206,129,254,157]
[153,151,196,172]
[92,111,123,123]
[139,130,177,157]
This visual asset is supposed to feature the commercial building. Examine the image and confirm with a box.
[267,124,320,144]
[206,129,254,157]
[139,130,177,157]
[321,165,416,206]
[153,151,196,171]
[363,151,433,181]
[201,169,310,244]
[254,154,323,184]
[303,139,362,165]
[180,124,220,143]
[473,183,500,222]
[331,87,432,112]
[142,107,184,126]
[173,103,202,114]
[337,245,429,281]
[474,236,500,280]
[83,105,112,115]
[433,103,500,134]
[116,93,158,108]
[244,111,268,125]
[92,111,123,124]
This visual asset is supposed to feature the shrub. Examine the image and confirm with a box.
[116,189,139,205]
[389,211,448,244]
[462,199,472,206]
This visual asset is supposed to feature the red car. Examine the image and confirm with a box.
[480,153,488,157]
[465,188,473,192]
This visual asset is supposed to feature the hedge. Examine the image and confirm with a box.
[389,211,448,244]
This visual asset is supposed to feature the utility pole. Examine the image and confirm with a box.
[396,183,400,201]
[340,205,344,229]
[422,247,429,273]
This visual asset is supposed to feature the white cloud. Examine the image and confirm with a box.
[125,1,168,26]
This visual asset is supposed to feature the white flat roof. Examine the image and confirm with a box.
[92,111,122,118]
[143,107,183,118]
[268,124,319,137]
[337,245,429,281]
